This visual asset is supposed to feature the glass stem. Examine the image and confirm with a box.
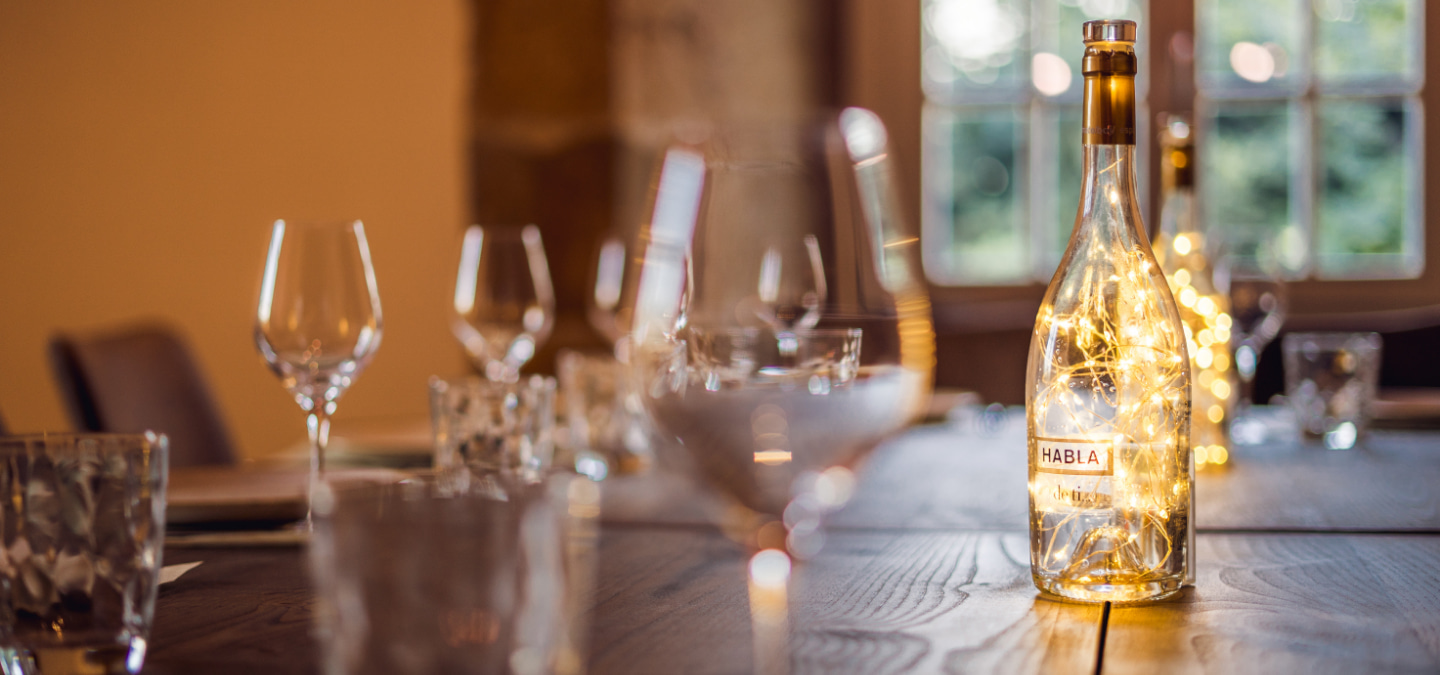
[305,408,332,528]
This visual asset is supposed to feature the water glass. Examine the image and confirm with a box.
[310,474,600,675]
[556,350,655,477]
[0,433,168,675]
[1283,332,1382,449]
[430,376,557,483]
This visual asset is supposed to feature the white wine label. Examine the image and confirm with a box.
[1032,473,1113,509]
[1034,437,1113,475]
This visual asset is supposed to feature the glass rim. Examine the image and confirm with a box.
[271,218,364,230]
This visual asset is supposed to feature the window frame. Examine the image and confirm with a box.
[843,0,1440,332]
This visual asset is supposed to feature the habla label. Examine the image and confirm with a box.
[1034,438,1113,475]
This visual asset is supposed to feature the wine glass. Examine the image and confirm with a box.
[1218,250,1288,444]
[255,219,383,522]
[587,235,636,349]
[451,224,556,382]
[628,109,935,567]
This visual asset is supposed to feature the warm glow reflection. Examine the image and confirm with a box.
[748,550,791,675]
[753,450,793,465]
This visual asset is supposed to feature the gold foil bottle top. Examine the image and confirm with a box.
[1081,20,1137,144]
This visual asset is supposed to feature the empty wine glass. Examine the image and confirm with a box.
[628,109,935,568]
[452,224,556,382]
[587,235,635,349]
[255,219,383,521]
[1219,251,1288,444]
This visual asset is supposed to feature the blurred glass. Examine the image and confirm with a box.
[922,0,1030,102]
[1283,332,1382,449]
[1201,101,1305,273]
[430,376,557,485]
[557,350,653,477]
[922,105,1028,284]
[452,225,556,383]
[1315,0,1421,89]
[311,474,599,675]
[587,236,635,347]
[1316,97,1422,278]
[629,109,935,563]
[1221,250,1289,444]
[0,433,168,675]
[1197,0,1306,93]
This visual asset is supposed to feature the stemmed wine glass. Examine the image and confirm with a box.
[628,109,935,568]
[255,219,383,522]
[451,224,556,382]
[588,235,636,351]
[1219,250,1288,444]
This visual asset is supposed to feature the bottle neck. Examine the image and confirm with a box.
[1081,42,1137,146]
[1078,144,1141,237]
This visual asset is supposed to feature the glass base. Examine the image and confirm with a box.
[1034,575,1184,604]
[1,637,147,675]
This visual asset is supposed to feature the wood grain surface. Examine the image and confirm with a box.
[145,548,315,675]
[1104,534,1440,674]
[589,528,1101,675]
[603,422,1440,533]
[138,422,1440,674]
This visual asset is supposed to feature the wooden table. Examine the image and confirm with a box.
[143,416,1440,674]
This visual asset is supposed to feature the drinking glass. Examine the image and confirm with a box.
[255,219,383,521]
[1219,252,1288,444]
[0,432,168,675]
[628,108,935,567]
[452,224,555,382]
[310,473,599,675]
[1283,332,1382,450]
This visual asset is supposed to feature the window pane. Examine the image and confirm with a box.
[922,105,1030,284]
[1201,101,1305,271]
[1033,105,1083,275]
[1197,0,1306,94]
[1315,97,1422,278]
[922,0,1030,103]
[1315,0,1422,91]
[1032,0,1146,102]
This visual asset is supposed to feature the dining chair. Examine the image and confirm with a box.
[49,323,238,467]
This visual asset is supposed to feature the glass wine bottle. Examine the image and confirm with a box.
[1153,114,1237,469]
[1026,20,1193,603]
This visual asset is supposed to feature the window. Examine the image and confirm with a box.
[920,0,1149,285]
[1197,0,1424,279]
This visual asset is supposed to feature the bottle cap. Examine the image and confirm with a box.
[1083,20,1137,44]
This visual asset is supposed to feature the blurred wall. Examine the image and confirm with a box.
[0,2,471,458]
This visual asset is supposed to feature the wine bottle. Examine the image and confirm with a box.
[1025,19,1193,603]
[1153,114,1237,469]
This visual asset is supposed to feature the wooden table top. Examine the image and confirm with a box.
[143,416,1440,674]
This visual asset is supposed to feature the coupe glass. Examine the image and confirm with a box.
[1219,251,1288,444]
[452,224,556,382]
[628,109,935,567]
[255,219,383,521]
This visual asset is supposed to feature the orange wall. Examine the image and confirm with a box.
[0,2,470,458]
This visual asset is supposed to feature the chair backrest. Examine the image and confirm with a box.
[49,323,238,467]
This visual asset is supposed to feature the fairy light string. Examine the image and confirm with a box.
[1031,231,1191,586]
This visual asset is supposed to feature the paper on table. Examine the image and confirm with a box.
[160,561,202,585]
